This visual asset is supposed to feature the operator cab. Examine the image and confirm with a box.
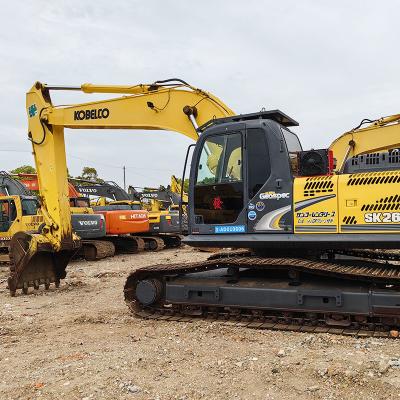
[0,196,39,232]
[188,110,303,239]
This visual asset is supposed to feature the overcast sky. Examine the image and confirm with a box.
[1,1,399,188]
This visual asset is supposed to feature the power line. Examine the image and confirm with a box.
[68,155,122,169]
[0,149,170,171]
[0,149,31,153]
[0,149,176,182]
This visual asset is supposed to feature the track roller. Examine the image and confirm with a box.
[106,235,145,254]
[160,235,182,248]
[141,237,165,252]
[81,240,116,261]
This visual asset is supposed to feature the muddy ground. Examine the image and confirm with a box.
[1,246,400,400]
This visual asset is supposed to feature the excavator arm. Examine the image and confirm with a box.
[9,79,234,294]
[329,114,400,171]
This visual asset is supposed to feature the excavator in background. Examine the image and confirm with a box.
[74,178,184,248]
[17,173,150,258]
[2,172,114,262]
[72,179,137,205]
[13,78,400,337]
[129,175,187,210]
[0,172,42,264]
[130,174,189,236]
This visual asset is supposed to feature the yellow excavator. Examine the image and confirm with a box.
[129,174,189,236]
[12,78,400,336]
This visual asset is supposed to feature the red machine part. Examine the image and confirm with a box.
[95,210,149,234]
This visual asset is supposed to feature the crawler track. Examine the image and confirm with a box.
[124,253,400,338]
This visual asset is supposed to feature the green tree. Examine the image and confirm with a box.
[74,166,104,182]
[10,165,36,174]
[81,167,98,181]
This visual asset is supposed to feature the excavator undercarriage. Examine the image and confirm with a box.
[124,249,400,337]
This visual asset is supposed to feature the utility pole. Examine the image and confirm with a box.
[123,166,126,191]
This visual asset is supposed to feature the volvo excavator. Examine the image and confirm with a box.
[18,173,151,257]
[12,78,400,337]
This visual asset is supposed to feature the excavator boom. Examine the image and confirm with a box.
[11,79,234,295]
[329,115,400,171]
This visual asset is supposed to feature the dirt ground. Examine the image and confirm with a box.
[1,246,400,400]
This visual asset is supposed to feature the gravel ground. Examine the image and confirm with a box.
[1,246,400,400]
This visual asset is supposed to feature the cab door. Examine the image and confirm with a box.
[193,131,246,234]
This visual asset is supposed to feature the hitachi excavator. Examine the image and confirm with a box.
[72,179,169,250]
[77,177,186,245]
[75,180,181,239]
[12,78,400,336]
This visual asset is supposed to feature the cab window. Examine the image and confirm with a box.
[196,133,242,185]
[247,128,271,199]
[21,199,39,216]
[281,128,302,174]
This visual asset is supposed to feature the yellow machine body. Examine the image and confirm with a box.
[294,170,400,233]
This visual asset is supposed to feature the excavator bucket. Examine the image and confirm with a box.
[8,231,79,296]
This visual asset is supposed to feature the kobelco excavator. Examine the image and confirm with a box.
[15,78,400,336]
[125,110,400,336]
